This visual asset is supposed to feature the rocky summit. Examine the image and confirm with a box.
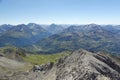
[9,49,120,80]
[55,49,120,80]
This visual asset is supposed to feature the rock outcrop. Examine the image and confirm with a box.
[5,49,120,80]
[33,62,54,72]
[55,49,120,80]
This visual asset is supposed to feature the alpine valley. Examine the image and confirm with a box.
[0,23,120,80]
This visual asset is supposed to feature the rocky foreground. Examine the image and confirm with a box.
[3,49,120,80]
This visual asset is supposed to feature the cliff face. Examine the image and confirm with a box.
[9,49,120,80]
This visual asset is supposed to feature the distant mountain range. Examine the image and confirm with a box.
[0,23,120,80]
[0,23,120,55]
[0,24,13,35]
[35,24,120,55]
[0,23,51,47]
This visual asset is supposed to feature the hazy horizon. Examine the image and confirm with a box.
[0,23,120,26]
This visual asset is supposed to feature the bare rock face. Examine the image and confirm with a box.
[55,49,120,80]
[6,49,120,80]
[33,62,54,72]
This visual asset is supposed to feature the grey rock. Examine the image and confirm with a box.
[5,49,120,80]
[55,49,120,80]
[33,62,54,72]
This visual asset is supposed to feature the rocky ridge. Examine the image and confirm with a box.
[9,49,120,80]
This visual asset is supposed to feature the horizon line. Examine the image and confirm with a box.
[0,23,120,26]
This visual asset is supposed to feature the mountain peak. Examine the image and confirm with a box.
[50,23,57,26]
[4,49,120,80]
[87,23,99,26]
[74,49,91,54]
[55,49,120,80]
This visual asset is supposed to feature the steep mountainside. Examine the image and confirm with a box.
[36,24,120,55]
[54,49,120,80]
[45,24,66,34]
[0,23,120,55]
[7,49,120,80]
[0,46,26,61]
[0,23,51,47]
[0,56,32,80]
[0,24,13,35]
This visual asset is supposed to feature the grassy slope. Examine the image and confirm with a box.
[0,46,71,65]
[22,51,71,65]
[0,57,33,79]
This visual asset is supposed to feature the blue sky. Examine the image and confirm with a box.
[0,0,120,24]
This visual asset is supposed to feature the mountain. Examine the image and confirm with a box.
[0,23,51,47]
[45,24,66,34]
[101,25,120,34]
[35,24,120,55]
[54,49,120,80]
[0,23,120,55]
[27,23,52,42]
[0,46,26,61]
[0,53,32,79]
[1,23,120,79]
[0,24,13,35]
[7,49,120,80]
